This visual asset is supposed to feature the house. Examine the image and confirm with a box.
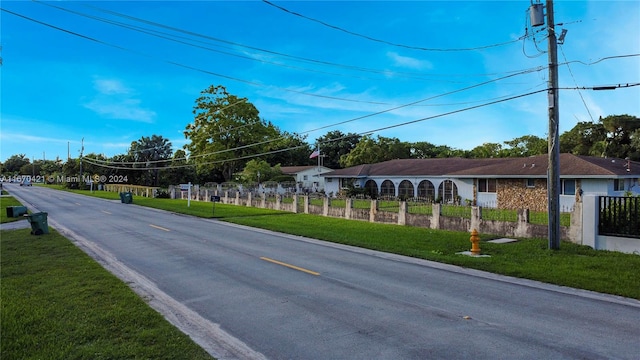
[280,165,333,193]
[322,154,640,211]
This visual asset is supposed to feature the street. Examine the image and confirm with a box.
[5,183,640,360]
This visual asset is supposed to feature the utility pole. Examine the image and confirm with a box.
[79,137,84,184]
[546,0,561,250]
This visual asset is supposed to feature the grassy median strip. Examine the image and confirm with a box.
[0,228,213,360]
[1,195,26,223]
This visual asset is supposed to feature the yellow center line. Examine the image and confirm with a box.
[101,210,112,215]
[149,224,171,232]
[260,256,320,276]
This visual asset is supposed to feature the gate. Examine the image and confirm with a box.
[599,196,640,238]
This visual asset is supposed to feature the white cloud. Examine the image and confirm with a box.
[0,132,71,145]
[83,78,156,123]
[93,79,131,95]
[386,52,433,70]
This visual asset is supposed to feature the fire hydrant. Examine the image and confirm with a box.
[470,229,481,255]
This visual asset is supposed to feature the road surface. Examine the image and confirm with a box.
[4,184,640,359]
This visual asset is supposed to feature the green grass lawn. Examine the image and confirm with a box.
[1,195,27,223]
[0,228,213,360]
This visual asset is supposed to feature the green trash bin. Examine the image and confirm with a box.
[6,206,28,218]
[25,212,49,235]
[119,192,133,204]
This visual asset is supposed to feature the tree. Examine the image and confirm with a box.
[502,135,547,157]
[600,114,640,159]
[339,135,410,167]
[240,159,282,184]
[314,130,362,169]
[468,143,503,158]
[559,120,607,156]
[163,149,195,186]
[410,141,446,159]
[184,85,283,182]
[4,154,30,173]
[629,129,640,161]
[129,135,173,186]
[263,131,312,167]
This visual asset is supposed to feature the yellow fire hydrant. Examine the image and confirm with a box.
[470,229,481,255]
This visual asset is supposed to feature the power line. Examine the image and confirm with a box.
[84,88,549,171]
[87,67,547,166]
[0,7,386,105]
[38,1,537,80]
[262,0,524,52]
[559,44,594,122]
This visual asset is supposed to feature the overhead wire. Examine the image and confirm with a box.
[1,7,387,105]
[262,0,524,52]
[559,44,594,122]
[87,67,547,166]
[83,89,548,170]
[37,0,537,80]
[83,81,640,170]
[7,3,638,170]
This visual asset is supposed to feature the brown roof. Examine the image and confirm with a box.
[281,166,332,175]
[324,154,640,178]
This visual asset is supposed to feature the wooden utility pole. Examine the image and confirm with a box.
[546,0,561,250]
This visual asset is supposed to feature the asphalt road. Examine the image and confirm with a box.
[5,184,640,359]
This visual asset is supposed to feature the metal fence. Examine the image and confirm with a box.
[599,196,640,239]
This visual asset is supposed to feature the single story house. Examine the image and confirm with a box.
[322,154,640,211]
[281,165,333,193]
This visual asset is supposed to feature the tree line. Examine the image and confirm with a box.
[1,84,638,188]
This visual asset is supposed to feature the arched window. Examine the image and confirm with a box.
[364,180,378,198]
[398,180,414,199]
[380,180,395,197]
[418,180,435,201]
[438,180,458,203]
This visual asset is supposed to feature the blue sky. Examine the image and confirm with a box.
[1,0,639,163]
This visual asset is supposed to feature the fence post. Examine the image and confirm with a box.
[398,201,407,225]
[247,192,252,207]
[470,206,480,232]
[370,199,378,223]
[304,195,310,214]
[323,196,329,217]
[345,198,353,220]
[292,195,299,213]
[431,203,441,230]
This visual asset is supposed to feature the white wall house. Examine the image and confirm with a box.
[321,154,640,211]
[281,166,333,193]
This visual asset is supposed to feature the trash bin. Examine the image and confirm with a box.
[6,206,28,218]
[25,212,49,235]
[119,192,133,204]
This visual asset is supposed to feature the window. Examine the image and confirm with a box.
[438,180,458,203]
[614,179,625,191]
[303,175,308,181]
[380,180,395,197]
[526,179,535,188]
[327,178,333,183]
[561,179,576,195]
[417,180,435,200]
[398,180,414,198]
[478,179,497,193]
